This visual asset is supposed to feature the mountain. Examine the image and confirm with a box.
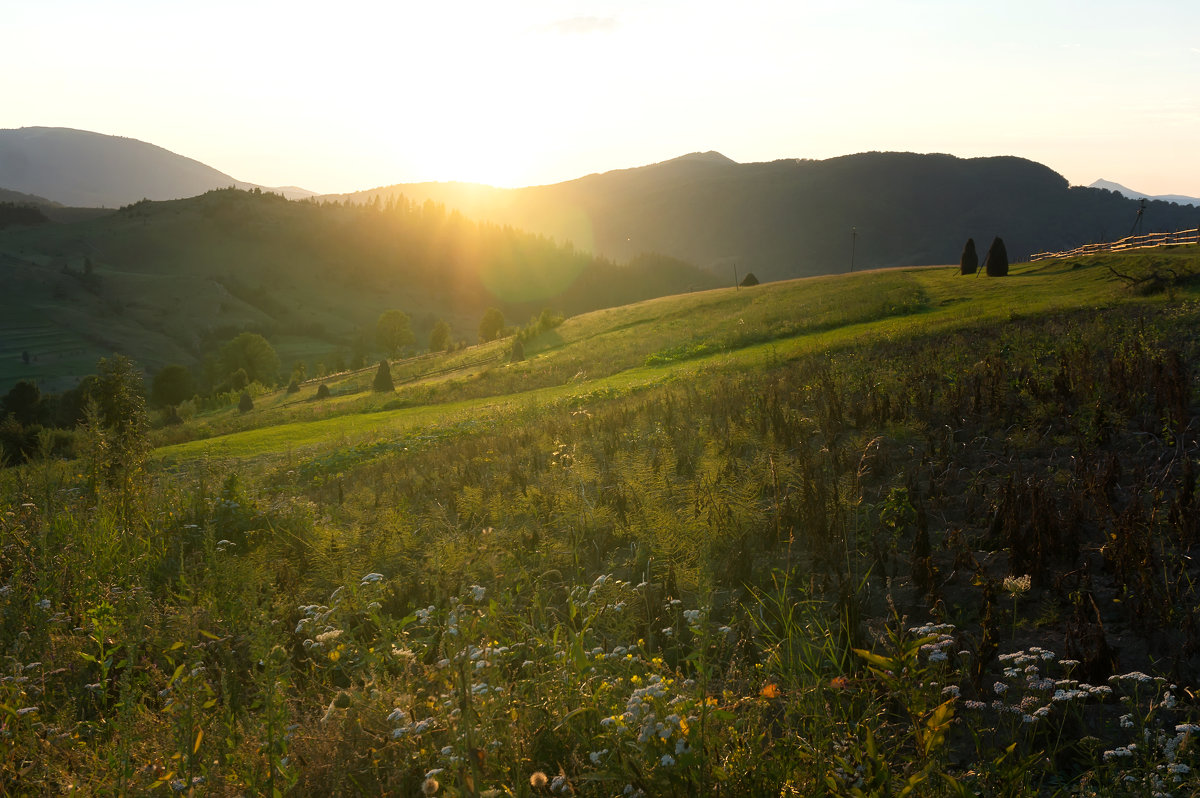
[0,186,60,206]
[0,127,316,207]
[328,152,1200,281]
[0,187,718,392]
[1088,178,1199,208]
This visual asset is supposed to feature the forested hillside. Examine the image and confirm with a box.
[332,151,1200,280]
[0,188,718,391]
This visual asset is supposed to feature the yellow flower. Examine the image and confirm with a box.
[760,683,781,699]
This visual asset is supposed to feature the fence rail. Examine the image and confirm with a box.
[1030,228,1200,261]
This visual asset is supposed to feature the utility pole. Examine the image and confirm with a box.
[733,264,739,290]
[850,227,857,272]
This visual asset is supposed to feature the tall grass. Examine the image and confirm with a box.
[4,257,1200,794]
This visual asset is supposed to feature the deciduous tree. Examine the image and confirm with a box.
[478,307,505,344]
[220,333,280,387]
[376,309,415,358]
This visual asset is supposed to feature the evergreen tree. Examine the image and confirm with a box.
[739,272,760,287]
[373,359,394,392]
[984,236,1009,277]
[960,238,979,275]
[238,390,254,413]
[510,337,525,363]
[316,383,331,400]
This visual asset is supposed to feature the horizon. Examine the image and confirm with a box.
[4,1,1199,197]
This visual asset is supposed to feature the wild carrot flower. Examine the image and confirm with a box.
[1003,575,1032,596]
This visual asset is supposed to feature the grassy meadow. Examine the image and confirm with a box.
[4,249,1200,795]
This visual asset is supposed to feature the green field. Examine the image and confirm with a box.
[5,248,1200,795]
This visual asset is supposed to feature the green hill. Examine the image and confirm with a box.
[0,188,719,392]
[5,247,1200,794]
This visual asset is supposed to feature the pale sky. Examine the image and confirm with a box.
[5,0,1199,196]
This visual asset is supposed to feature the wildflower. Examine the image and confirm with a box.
[929,649,948,663]
[469,585,486,602]
[660,753,676,767]
[830,676,851,690]
[1110,671,1154,685]
[941,685,960,697]
[1003,575,1032,596]
[421,775,440,795]
[550,775,567,793]
[530,771,548,789]
[1121,714,1134,728]
[760,683,781,699]
[360,572,384,584]
[36,599,51,611]
[993,682,1009,695]
[1103,746,1134,762]
[589,748,607,764]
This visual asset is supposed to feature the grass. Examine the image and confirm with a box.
[5,248,1200,795]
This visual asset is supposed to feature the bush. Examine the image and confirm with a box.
[287,377,301,394]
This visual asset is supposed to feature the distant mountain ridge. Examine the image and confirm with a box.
[0,127,316,207]
[1088,179,1199,208]
[328,152,1200,281]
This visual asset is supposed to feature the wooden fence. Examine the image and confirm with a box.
[1030,228,1200,261]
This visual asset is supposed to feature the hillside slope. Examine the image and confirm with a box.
[0,188,718,391]
[330,152,1200,281]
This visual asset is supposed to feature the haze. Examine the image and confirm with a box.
[4,0,1198,196]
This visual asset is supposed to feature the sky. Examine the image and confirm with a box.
[4,0,1199,196]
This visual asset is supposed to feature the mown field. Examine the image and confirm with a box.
[4,249,1200,795]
